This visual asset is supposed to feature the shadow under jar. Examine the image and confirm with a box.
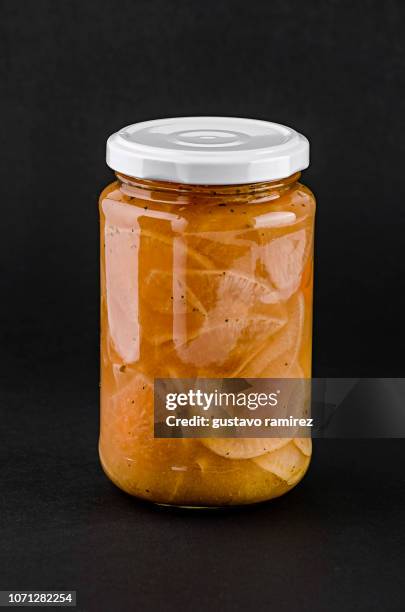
[99,117,316,507]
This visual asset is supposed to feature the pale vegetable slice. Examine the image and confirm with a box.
[143,266,278,318]
[100,370,196,501]
[187,267,276,308]
[142,268,287,374]
[253,440,309,485]
[142,228,216,270]
[293,437,312,456]
[174,314,286,368]
[142,270,209,315]
[260,229,307,301]
[234,292,305,377]
[103,371,191,467]
[202,437,291,460]
[186,230,252,271]
[173,253,288,368]
[102,199,141,364]
[103,371,154,453]
[267,376,310,439]
[201,378,309,460]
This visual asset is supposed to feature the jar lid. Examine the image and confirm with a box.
[106,117,309,185]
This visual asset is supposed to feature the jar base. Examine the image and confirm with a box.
[154,502,222,510]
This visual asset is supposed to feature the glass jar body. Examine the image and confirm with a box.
[99,173,316,506]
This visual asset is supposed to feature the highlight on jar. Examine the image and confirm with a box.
[99,117,316,507]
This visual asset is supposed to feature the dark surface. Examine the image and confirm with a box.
[1,373,405,612]
[1,1,405,610]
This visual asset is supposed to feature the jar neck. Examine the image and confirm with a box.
[115,172,301,206]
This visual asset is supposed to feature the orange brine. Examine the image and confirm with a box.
[99,172,315,506]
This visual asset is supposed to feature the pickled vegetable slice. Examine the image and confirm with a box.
[142,270,208,315]
[253,440,310,485]
[201,438,292,460]
[144,246,286,368]
[143,267,276,313]
[293,437,312,456]
[101,370,194,470]
[172,271,287,368]
[200,378,308,460]
[185,230,252,271]
[233,292,305,377]
[102,199,140,364]
[260,228,309,301]
[103,370,153,453]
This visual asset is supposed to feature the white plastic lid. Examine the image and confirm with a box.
[106,117,309,185]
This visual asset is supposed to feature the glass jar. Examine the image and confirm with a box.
[99,117,315,506]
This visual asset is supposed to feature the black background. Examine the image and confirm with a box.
[1,1,404,611]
